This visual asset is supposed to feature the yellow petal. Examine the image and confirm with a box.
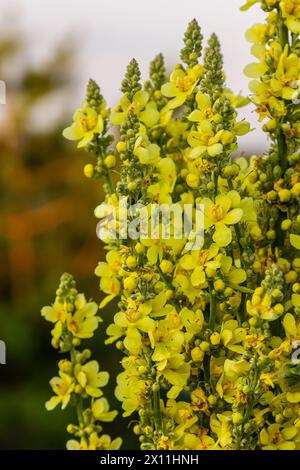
[282,87,297,100]
[110,111,126,125]
[62,125,84,141]
[161,82,177,98]
[244,62,268,78]
[191,266,206,286]
[228,268,247,285]
[286,392,300,403]
[208,143,223,157]
[286,17,300,34]
[188,109,203,122]
[213,224,232,247]
[133,90,149,108]
[282,313,296,337]
[278,441,296,450]
[223,208,243,225]
[167,93,187,109]
[290,234,300,250]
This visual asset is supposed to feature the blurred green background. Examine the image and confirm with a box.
[0,26,137,450]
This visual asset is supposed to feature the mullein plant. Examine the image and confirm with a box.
[42,1,300,450]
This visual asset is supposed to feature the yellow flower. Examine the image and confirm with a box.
[157,354,190,392]
[188,92,213,122]
[179,244,221,287]
[95,250,121,308]
[183,433,218,450]
[92,397,118,422]
[282,313,300,340]
[63,102,104,148]
[149,318,185,366]
[202,194,243,247]
[246,24,269,44]
[110,90,160,127]
[260,372,275,387]
[220,255,247,287]
[180,307,204,342]
[66,295,100,339]
[191,388,210,415]
[45,371,75,410]
[41,299,66,324]
[247,287,285,321]
[166,399,195,424]
[114,299,156,354]
[210,412,233,448]
[220,320,246,354]
[260,423,298,450]
[67,434,122,450]
[133,134,161,165]
[187,120,224,159]
[115,371,150,416]
[270,45,300,100]
[161,64,203,109]
[74,360,109,397]
[148,158,177,203]
[280,0,300,33]
[216,359,250,403]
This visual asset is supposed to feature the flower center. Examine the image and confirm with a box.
[126,306,142,323]
[176,76,193,92]
[79,112,97,131]
[197,251,209,266]
[211,204,224,222]
[68,320,79,333]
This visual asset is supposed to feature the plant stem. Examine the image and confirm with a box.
[213,170,218,201]
[158,267,181,310]
[279,15,289,49]
[70,345,84,427]
[203,354,211,393]
[152,387,162,431]
[208,281,217,329]
[275,14,289,248]
[243,364,260,423]
[227,181,247,323]
[105,169,114,195]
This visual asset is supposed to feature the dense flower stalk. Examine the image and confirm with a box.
[41,273,121,450]
[43,1,300,450]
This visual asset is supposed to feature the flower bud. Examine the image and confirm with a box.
[83,163,94,178]
[104,154,116,168]
[186,173,199,189]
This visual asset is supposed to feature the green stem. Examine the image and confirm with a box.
[213,170,218,201]
[227,180,247,323]
[275,14,289,248]
[152,386,162,431]
[243,364,260,423]
[70,345,84,427]
[105,169,114,195]
[158,267,181,310]
[203,354,211,393]
[208,281,217,329]
[279,15,289,49]
[227,179,244,264]
[278,130,288,175]
[239,292,246,324]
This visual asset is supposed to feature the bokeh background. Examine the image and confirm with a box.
[0,0,268,449]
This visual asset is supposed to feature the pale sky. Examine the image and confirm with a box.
[3,0,269,153]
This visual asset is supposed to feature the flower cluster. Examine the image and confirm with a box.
[41,273,121,450]
[43,1,300,451]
